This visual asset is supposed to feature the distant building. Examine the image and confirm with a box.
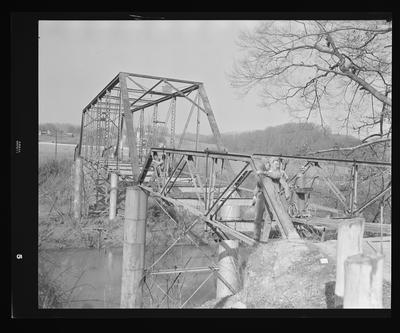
[65,132,74,137]
[39,129,51,136]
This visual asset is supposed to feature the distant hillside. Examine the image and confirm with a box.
[183,123,361,156]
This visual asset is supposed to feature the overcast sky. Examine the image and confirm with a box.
[38,20,301,134]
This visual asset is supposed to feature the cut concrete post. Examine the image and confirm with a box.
[343,253,384,308]
[109,172,118,221]
[216,240,240,298]
[335,217,365,298]
[120,186,148,308]
[73,156,83,220]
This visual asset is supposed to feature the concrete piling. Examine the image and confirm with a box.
[109,172,118,221]
[216,239,240,299]
[73,156,83,220]
[219,204,241,230]
[335,217,365,298]
[120,186,148,308]
[343,253,384,308]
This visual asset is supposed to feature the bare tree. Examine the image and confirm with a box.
[230,20,392,141]
[230,20,392,225]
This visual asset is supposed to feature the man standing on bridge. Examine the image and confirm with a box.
[252,157,291,242]
[252,157,290,205]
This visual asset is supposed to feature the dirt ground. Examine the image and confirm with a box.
[200,238,391,309]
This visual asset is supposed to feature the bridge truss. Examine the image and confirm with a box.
[75,73,391,308]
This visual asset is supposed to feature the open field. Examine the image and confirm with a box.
[39,142,76,163]
[39,134,79,145]
[38,138,219,165]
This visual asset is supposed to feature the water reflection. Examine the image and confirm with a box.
[39,245,222,308]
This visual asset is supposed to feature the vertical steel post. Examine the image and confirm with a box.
[119,117,125,161]
[195,96,200,152]
[115,89,122,163]
[89,110,94,158]
[209,158,216,209]
[152,104,158,147]
[197,84,226,153]
[119,73,140,183]
[78,111,85,156]
[177,99,196,149]
[139,109,144,163]
[120,186,148,308]
[197,84,238,184]
[349,165,355,212]
[353,164,358,212]
[170,97,176,148]
[380,203,384,253]
[205,154,208,211]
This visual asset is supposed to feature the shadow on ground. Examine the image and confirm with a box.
[325,281,343,309]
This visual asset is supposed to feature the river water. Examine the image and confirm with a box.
[39,244,250,309]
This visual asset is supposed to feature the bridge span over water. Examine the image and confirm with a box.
[73,73,391,308]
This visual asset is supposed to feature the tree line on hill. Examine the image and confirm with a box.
[184,122,361,156]
[41,121,390,163]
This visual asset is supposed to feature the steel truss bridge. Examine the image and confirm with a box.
[75,72,391,308]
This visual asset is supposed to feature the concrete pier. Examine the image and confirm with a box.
[216,240,240,298]
[344,253,384,308]
[120,186,148,308]
[335,217,365,297]
[73,157,83,220]
[109,172,118,221]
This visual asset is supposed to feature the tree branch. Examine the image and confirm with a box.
[307,138,391,155]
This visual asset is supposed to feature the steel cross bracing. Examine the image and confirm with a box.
[134,147,390,307]
[76,73,391,308]
[139,147,391,239]
[77,72,236,210]
[77,72,236,175]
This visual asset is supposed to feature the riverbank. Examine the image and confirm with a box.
[200,238,391,309]
[38,158,391,309]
